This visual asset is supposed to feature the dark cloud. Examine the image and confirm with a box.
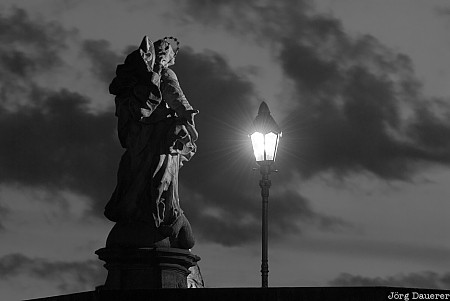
[279,40,341,93]
[0,88,120,215]
[435,6,450,17]
[407,102,450,152]
[183,185,349,246]
[173,0,312,42]
[277,34,450,180]
[0,204,9,231]
[330,272,450,289]
[81,39,122,84]
[0,253,105,292]
[174,0,450,181]
[0,7,69,51]
[0,7,72,109]
[0,8,125,217]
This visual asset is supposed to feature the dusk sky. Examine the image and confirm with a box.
[1,0,450,299]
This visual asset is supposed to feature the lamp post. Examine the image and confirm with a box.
[250,101,282,288]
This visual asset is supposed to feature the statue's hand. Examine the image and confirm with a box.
[183,109,199,126]
[140,108,152,118]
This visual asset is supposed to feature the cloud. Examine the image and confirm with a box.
[0,8,125,217]
[277,34,450,180]
[183,187,350,246]
[330,271,450,289]
[0,88,120,215]
[0,253,105,292]
[81,39,122,84]
[173,0,312,41]
[435,6,450,17]
[0,7,73,110]
[0,7,68,57]
[0,204,9,230]
[0,6,120,112]
[174,0,450,181]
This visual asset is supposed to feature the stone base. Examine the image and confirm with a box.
[95,247,200,289]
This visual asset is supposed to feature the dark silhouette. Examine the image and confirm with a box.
[104,36,199,249]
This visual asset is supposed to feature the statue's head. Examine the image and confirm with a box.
[139,36,155,71]
[154,37,180,68]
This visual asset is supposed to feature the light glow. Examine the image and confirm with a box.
[264,132,278,161]
[251,132,265,162]
[251,131,280,162]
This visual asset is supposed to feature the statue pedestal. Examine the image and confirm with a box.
[95,247,200,289]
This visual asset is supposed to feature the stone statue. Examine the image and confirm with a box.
[104,36,199,250]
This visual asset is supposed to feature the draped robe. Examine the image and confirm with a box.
[105,48,197,248]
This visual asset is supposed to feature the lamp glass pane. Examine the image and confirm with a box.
[251,132,265,161]
[264,132,278,161]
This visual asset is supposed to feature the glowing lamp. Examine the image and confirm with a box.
[249,101,282,288]
[250,102,282,165]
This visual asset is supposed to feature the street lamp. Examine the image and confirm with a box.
[250,101,282,288]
